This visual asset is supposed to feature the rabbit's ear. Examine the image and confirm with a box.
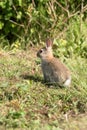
[46,38,53,48]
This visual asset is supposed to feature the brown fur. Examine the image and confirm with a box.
[37,39,71,86]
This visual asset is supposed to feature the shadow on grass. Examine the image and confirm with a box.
[20,74,43,83]
[20,74,64,89]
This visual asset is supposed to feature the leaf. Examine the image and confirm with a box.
[17,11,22,20]
[5,12,13,20]
[18,0,22,6]
[9,0,13,6]
[0,2,6,8]
[0,21,4,30]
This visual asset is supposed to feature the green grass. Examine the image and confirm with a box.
[0,48,87,130]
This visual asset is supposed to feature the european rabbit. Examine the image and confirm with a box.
[37,39,71,87]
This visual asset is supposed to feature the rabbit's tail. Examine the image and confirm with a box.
[63,77,71,87]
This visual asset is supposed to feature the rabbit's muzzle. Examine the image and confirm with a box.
[37,49,43,58]
[37,51,40,57]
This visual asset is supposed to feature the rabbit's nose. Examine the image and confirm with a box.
[37,52,40,57]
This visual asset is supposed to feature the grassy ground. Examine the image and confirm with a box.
[0,47,87,130]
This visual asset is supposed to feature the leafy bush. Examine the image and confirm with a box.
[53,17,87,58]
[0,0,87,57]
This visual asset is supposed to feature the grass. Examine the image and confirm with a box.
[0,47,87,130]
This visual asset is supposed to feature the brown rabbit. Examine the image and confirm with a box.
[37,39,71,87]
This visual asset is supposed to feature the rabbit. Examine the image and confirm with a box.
[37,39,71,87]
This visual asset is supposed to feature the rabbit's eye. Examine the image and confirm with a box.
[40,49,43,53]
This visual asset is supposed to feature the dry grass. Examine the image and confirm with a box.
[0,48,87,130]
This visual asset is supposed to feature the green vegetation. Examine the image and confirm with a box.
[0,0,87,57]
[0,49,87,130]
[0,0,87,130]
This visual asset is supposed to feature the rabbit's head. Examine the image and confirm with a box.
[37,39,53,61]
